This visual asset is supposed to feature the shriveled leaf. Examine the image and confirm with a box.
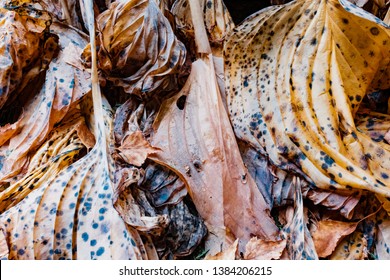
[0,22,91,185]
[330,231,368,259]
[172,0,235,46]
[84,0,186,98]
[138,160,187,207]
[311,219,358,258]
[224,0,390,204]
[1,0,85,29]
[0,5,55,109]
[283,179,318,260]
[205,239,238,260]
[114,169,170,233]
[302,185,361,219]
[244,237,287,260]
[375,209,390,259]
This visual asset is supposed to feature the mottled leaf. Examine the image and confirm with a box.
[0,22,91,185]
[0,5,54,109]
[224,0,390,204]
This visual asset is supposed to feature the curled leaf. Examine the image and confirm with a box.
[86,0,186,98]
[117,131,161,167]
[150,57,280,254]
[0,22,91,185]
[0,5,54,109]
[172,0,235,45]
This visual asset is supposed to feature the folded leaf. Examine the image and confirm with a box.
[0,5,54,109]
[0,22,91,185]
[172,0,235,45]
[86,0,186,98]
[283,179,318,260]
[224,0,390,202]
[151,57,281,253]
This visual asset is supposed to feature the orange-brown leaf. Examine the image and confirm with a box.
[244,237,287,260]
[311,220,358,258]
[118,131,160,167]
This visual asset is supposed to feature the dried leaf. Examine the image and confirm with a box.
[0,5,54,109]
[311,220,358,258]
[138,160,187,207]
[118,131,160,167]
[330,231,368,259]
[375,210,390,259]
[1,0,85,29]
[244,237,287,260]
[302,185,361,219]
[224,0,390,203]
[87,0,186,98]
[172,0,235,45]
[0,22,91,184]
[283,179,318,260]
[205,239,238,260]
[150,57,280,253]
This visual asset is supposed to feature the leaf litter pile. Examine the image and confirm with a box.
[0,0,389,260]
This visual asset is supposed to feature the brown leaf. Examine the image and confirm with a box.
[0,6,53,109]
[244,237,287,260]
[205,239,238,260]
[118,131,161,167]
[88,0,186,98]
[150,56,280,254]
[311,220,358,258]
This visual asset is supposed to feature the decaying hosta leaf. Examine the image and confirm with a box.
[0,5,55,109]
[84,0,186,98]
[171,0,235,46]
[302,185,361,219]
[150,57,280,253]
[375,209,390,259]
[1,0,85,29]
[150,0,280,254]
[0,22,91,185]
[244,237,287,260]
[224,0,390,205]
[282,180,318,259]
[138,160,187,207]
[330,231,368,259]
[205,239,238,260]
[310,219,359,258]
